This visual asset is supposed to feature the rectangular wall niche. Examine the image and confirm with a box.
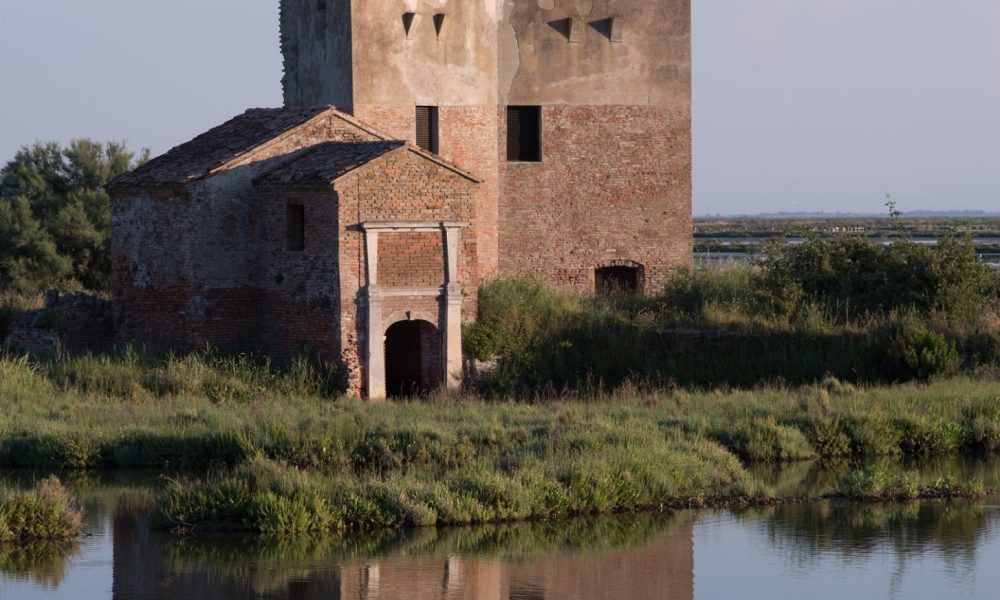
[416,106,439,154]
[507,106,542,163]
[286,204,305,252]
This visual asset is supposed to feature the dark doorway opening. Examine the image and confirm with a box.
[385,320,429,397]
[596,266,641,295]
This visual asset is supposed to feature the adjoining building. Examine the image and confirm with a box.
[108,0,692,398]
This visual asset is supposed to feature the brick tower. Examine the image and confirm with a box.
[279,0,693,293]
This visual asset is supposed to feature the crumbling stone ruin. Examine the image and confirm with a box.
[107,0,692,398]
[3,291,113,355]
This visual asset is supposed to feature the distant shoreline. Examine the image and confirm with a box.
[696,211,1000,219]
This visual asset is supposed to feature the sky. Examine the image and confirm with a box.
[0,1,998,216]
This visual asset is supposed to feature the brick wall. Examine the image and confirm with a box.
[498,105,692,294]
[378,232,445,288]
[337,149,478,291]
[439,107,500,279]
[111,111,385,359]
[256,186,343,364]
[111,190,198,350]
[355,105,500,279]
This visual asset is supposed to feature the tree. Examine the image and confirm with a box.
[0,140,148,294]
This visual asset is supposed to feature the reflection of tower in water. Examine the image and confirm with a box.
[109,512,693,600]
[338,523,694,600]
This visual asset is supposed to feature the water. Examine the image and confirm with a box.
[693,235,1000,269]
[4,461,1000,599]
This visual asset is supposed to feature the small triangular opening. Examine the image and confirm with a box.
[590,17,623,42]
[402,12,416,37]
[433,13,446,39]
[547,17,583,42]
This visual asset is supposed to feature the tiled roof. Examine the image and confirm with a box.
[106,107,332,190]
[253,141,406,187]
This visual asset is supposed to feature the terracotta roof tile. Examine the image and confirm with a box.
[107,107,330,190]
[253,140,406,187]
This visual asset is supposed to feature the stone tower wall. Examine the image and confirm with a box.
[280,0,692,293]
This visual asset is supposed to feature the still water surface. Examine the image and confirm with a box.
[4,460,1000,599]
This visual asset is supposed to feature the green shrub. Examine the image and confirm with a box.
[839,466,920,499]
[463,278,578,361]
[964,412,1000,452]
[658,267,762,322]
[877,319,960,381]
[0,477,83,542]
[763,236,993,322]
[808,419,852,459]
[711,418,816,463]
[896,416,965,456]
[845,416,901,458]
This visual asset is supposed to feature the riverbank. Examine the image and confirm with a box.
[3,354,1000,470]
[150,458,992,535]
[3,351,1000,535]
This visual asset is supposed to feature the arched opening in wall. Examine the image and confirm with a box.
[595,263,644,295]
[384,319,439,397]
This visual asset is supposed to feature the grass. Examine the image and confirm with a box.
[151,454,994,535]
[835,465,986,500]
[3,351,1000,471]
[0,477,83,542]
[3,350,999,535]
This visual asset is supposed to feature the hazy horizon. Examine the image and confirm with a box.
[1,1,997,215]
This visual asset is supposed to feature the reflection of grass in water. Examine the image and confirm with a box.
[740,498,992,565]
[747,458,995,500]
[0,540,81,588]
[157,512,686,594]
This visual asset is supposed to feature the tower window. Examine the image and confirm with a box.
[415,106,439,154]
[287,204,305,252]
[507,106,541,162]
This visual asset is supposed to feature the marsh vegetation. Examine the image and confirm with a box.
[1,236,998,538]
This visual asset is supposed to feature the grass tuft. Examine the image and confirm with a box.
[0,477,83,542]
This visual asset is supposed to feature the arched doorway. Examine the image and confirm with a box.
[596,263,644,295]
[384,319,439,397]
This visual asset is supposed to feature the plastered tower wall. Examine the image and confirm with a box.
[280,0,692,292]
[280,0,354,109]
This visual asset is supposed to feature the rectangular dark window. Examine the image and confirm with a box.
[286,204,305,252]
[507,106,542,162]
[415,106,439,154]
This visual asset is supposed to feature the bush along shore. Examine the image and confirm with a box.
[1,236,998,536]
[465,236,1000,393]
[0,478,83,542]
